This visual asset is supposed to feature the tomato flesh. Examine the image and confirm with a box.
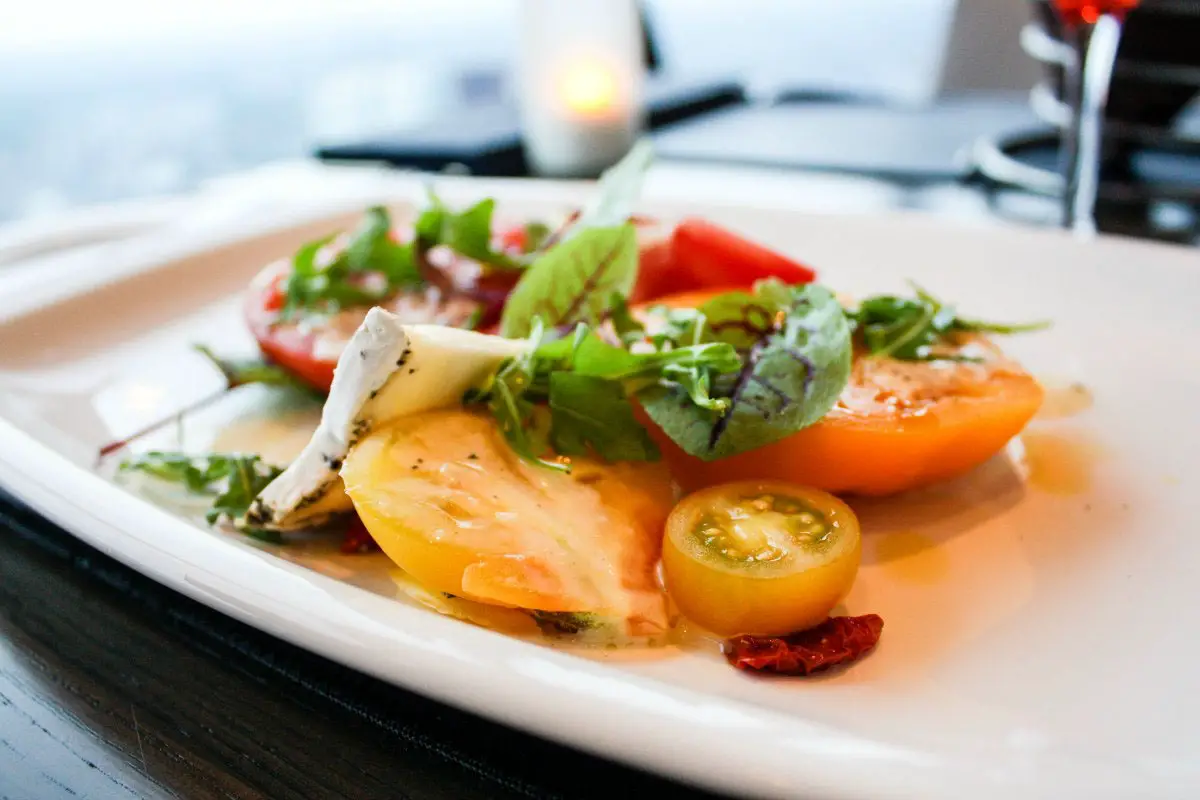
[663,481,862,637]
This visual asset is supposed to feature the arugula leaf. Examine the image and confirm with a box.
[470,320,740,468]
[640,281,852,461]
[548,373,658,462]
[206,457,285,527]
[951,316,1052,335]
[568,333,739,387]
[499,223,639,339]
[608,294,647,347]
[471,319,569,473]
[119,452,285,531]
[415,194,523,271]
[193,345,315,393]
[849,283,1050,361]
[283,206,420,318]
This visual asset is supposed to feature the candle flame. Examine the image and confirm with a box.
[560,61,617,116]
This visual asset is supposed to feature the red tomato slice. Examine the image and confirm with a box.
[628,238,692,305]
[670,218,816,291]
[244,261,339,392]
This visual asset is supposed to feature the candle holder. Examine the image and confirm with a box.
[517,0,645,178]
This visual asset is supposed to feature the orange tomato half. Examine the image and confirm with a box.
[636,289,1044,496]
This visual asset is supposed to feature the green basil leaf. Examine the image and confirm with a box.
[499,223,639,339]
[640,281,852,461]
[548,373,658,462]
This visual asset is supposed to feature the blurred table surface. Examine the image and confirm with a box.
[0,157,1196,800]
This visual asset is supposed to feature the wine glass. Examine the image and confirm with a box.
[1052,0,1140,236]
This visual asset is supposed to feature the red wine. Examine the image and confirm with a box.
[1053,0,1139,26]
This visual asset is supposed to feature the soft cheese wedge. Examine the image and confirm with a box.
[246,308,530,530]
[342,409,676,637]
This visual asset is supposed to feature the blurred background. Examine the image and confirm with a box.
[2,0,1197,240]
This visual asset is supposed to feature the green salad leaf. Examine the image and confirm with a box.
[639,280,852,461]
[415,194,523,271]
[529,610,602,635]
[469,319,568,473]
[119,452,285,537]
[499,223,639,339]
[283,206,420,318]
[497,141,653,336]
[548,373,658,462]
[849,284,1050,361]
[194,345,316,393]
[566,139,654,236]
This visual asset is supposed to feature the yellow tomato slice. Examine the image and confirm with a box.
[663,481,862,637]
[341,409,676,636]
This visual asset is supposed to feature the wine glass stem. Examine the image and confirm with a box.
[1062,14,1124,236]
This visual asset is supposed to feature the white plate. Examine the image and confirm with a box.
[1,180,1197,800]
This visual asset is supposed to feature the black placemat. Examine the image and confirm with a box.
[0,490,732,800]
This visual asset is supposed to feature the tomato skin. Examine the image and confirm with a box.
[670,218,816,290]
[663,481,862,637]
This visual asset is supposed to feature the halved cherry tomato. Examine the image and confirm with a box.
[663,481,861,637]
[636,289,1044,496]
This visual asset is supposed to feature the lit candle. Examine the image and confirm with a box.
[517,0,644,178]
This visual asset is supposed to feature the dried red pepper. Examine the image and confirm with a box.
[724,614,884,676]
[340,516,381,554]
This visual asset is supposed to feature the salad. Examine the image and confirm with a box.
[109,144,1047,677]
